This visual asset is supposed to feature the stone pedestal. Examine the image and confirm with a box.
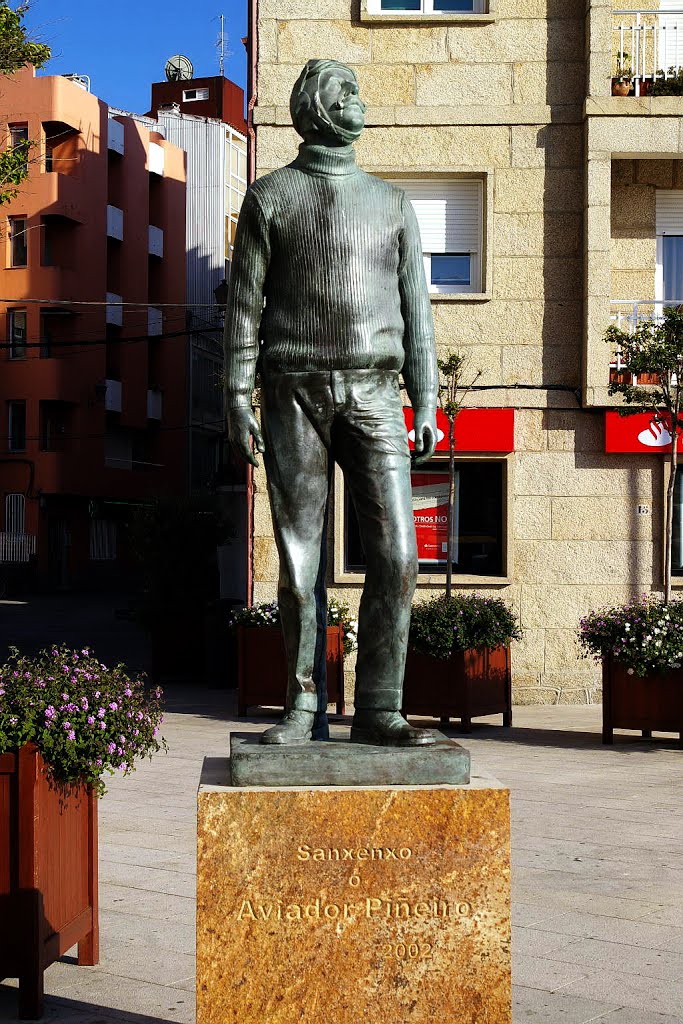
[197,748,511,1024]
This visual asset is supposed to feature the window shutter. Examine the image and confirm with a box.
[392,179,482,255]
[659,0,683,70]
[656,190,683,234]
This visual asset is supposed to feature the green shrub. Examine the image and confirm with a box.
[409,594,521,660]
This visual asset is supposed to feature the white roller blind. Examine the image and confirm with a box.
[656,190,683,234]
[391,179,482,254]
[659,0,683,72]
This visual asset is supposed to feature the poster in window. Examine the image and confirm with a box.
[412,470,459,564]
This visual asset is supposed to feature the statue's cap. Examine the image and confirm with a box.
[290,59,358,136]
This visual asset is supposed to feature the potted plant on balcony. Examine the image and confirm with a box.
[579,596,683,745]
[0,645,165,1018]
[403,593,521,731]
[231,596,357,717]
[651,67,683,96]
[612,53,633,95]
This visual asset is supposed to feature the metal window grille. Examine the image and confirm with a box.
[5,492,25,534]
[89,519,117,561]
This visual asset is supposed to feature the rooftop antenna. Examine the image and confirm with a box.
[217,14,226,77]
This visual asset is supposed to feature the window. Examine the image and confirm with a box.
[656,191,683,302]
[369,0,484,12]
[389,179,483,294]
[9,217,27,267]
[183,88,210,102]
[39,401,69,451]
[5,492,25,534]
[8,400,26,451]
[9,123,29,173]
[344,459,505,576]
[8,310,26,359]
[90,519,117,561]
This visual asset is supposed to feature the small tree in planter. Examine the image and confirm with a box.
[0,645,166,1018]
[605,306,683,603]
[403,594,521,731]
[579,596,683,744]
[230,597,358,719]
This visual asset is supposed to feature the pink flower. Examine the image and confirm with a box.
[87,715,95,725]
[99,721,106,730]
[67,730,76,741]
[45,706,56,720]
[109,702,118,711]
[97,708,105,719]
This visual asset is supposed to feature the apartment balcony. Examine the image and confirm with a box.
[148,142,165,177]
[107,204,124,241]
[0,533,36,563]
[612,8,683,97]
[148,225,164,258]
[608,300,670,386]
[108,117,125,156]
[148,307,162,335]
[106,293,123,326]
[147,388,163,420]
[104,378,122,413]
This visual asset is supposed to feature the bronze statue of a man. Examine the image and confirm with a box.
[224,59,439,747]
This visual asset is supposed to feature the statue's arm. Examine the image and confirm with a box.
[397,194,439,465]
[224,189,271,466]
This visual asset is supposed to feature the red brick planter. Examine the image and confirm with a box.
[402,646,512,732]
[0,744,99,1020]
[602,657,683,746]
[237,624,345,717]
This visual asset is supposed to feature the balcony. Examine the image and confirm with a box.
[148,224,164,258]
[104,378,122,412]
[148,142,165,176]
[0,533,36,563]
[107,204,123,241]
[106,293,123,326]
[148,307,162,335]
[108,117,125,155]
[147,388,163,420]
[608,300,669,385]
[613,8,683,97]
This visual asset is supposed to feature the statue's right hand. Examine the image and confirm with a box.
[227,406,265,468]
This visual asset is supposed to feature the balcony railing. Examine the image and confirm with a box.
[614,8,683,95]
[0,532,36,563]
[608,298,680,384]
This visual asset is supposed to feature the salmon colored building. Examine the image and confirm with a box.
[0,67,187,590]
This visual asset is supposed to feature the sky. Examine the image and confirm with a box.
[24,0,247,114]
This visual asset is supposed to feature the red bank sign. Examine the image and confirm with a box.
[604,411,683,453]
[403,408,515,453]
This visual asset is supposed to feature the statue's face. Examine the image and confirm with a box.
[316,67,366,140]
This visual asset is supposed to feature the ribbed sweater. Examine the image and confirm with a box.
[223,143,438,412]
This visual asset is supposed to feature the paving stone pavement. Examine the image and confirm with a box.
[1,690,682,1024]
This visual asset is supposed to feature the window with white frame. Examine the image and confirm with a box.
[389,179,484,295]
[656,190,683,303]
[183,88,210,102]
[368,0,485,13]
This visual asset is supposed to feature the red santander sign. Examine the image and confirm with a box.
[403,408,514,453]
[605,411,683,453]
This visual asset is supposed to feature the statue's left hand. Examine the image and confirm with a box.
[412,406,437,465]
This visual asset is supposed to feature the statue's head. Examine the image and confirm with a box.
[290,60,366,146]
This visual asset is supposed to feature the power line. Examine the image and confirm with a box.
[0,298,224,308]
[1,416,227,446]
[0,325,220,353]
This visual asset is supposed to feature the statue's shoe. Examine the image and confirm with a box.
[350,710,435,747]
[260,709,315,745]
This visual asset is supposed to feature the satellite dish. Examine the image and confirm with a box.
[165,55,194,82]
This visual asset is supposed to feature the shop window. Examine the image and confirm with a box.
[8,309,26,359]
[8,400,26,452]
[386,178,484,294]
[344,459,505,577]
[9,217,27,267]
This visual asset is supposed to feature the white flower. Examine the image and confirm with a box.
[627,668,635,675]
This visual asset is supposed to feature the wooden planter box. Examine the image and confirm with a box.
[402,646,512,732]
[0,745,99,1019]
[237,625,345,717]
[602,657,683,746]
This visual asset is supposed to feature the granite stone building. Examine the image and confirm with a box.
[246,0,683,704]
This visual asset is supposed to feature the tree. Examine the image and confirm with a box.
[437,352,481,599]
[606,306,683,603]
[0,3,50,205]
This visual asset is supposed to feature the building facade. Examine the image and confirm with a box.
[247,0,683,703]
[0,67,187,590]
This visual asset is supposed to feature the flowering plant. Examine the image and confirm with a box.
[230,596,359,657]
[0,645,166,796]
[579,596,683,677]
[409,593,522,661]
